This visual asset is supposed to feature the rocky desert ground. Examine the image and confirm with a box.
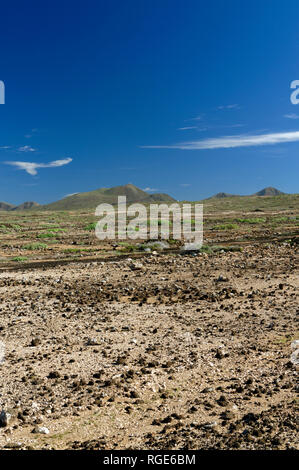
[0,202,298,450]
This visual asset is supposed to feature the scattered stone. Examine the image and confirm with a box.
[217,395,229,407]
[48,371,60,379]
[0,410,11,427]
[86,337,100,346]
[129,262,143,271]
[32,426,49,434]
[30,337,41,347]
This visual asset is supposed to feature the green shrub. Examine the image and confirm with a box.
[47,228,66,233]
[212,245,242,253]
[200,245,213,254]
[236,218,266,224]
[84,222,97,231]
[63,248,95,253]
[23,242,48,250]
[37,232,56,238]
[213,223,239,230]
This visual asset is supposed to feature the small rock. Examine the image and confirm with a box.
[216,275,228,282]
[221,410,236,420]
[215,349,224,359]
[0,410,11,427]
[32,426,49,434]
[217,395,229,407]
[129,262,143,270]
[204,421,218,428]
[48,371,60,379]
[4,442,22,449]
[86,337,99,346]
[30,337,41,347]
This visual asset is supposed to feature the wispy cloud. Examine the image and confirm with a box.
[184,115,204,122]
[223,123,244,128]
[141,130,299,150]
[217,104,240,110]
[178,126,197,131]
[18,145,36,152]
[143,187,158,192]
[25,128,38,139]
[0,146,11,150]
[4,158,73,175]
[284,113,299,120]
[180,183,191,187]
[189,116,202,121]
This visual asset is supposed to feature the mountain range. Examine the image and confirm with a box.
[210,187,285,199]
[0,184,176,211]
[0,185,290,211]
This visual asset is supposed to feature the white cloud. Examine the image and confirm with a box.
[284,113,299,119]
[180,183,191,187]
[178,126,198,130]
[4,158,73,175]
[188,115,203,121]
[25,128,38,139]
[18,145,36,152]
[0,146,11,150]
[141,130,299,150]
[217,104,240,110]
[143,187,158,192]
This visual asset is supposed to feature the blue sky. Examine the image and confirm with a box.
[0,0,299,204]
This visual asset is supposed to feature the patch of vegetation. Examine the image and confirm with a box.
[199,244,242,254]
[213,223,239,230]
[12,256,28,262]
[0,225,10,233]
[148,219,172,227]
[0,223,22,232]
[23,242,48,250]
[11,224,22,231]
[273,216,288,222]
[236,217,266,224]
[167,238,179,245]
[37,232,57,238]
[47,228,66,233]
[182,219,196,226]
[118,242,136,252]
[199,245,213,254]
[212,245,243,253]
[84,222,97,231]
[63,248,95,253]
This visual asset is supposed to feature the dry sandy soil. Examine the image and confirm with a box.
[0,241,298,450]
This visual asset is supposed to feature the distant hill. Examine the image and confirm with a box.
[0,185,290,211]
[11,201,40,211]
[206,187,286,199]
[146,193,177,203]
[40,184,176,210]
[209,192,238,199]
[0,202,15,211]
[253,187,285,196]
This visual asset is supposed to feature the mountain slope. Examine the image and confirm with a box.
[40,184,176,210]
[209,192,238,199]
[0,202,16,211]
[146,193,177,203]
[205,187,286,199]
[11,201,40,211]
[254,187,285,196]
